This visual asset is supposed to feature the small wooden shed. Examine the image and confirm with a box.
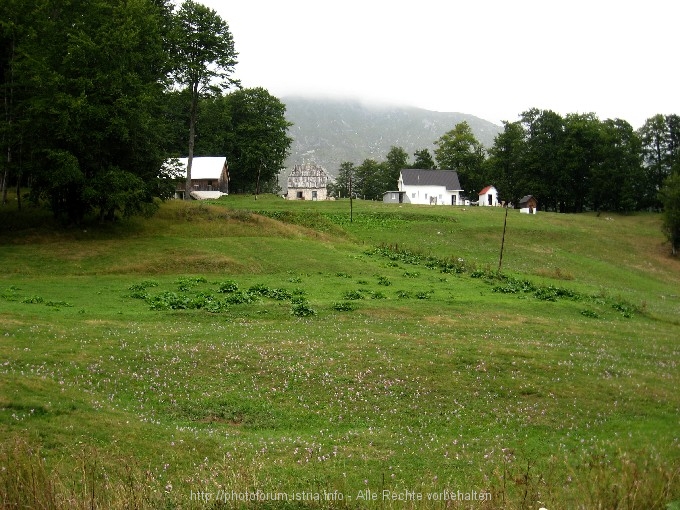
[286,162,330,201]
[519,195,538,214]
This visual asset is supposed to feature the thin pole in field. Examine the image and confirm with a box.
[498,205,508,272]
[349,170,353,223]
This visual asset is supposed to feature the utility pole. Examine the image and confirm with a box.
[498,205,509,272]
[349,169,353,223]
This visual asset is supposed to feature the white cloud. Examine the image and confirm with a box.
[199,0,679,128]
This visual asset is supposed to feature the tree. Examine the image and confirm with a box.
[354,159,383,200]
[485,121,527,205]
[411,149,436,169]
[638,114,680,208]
[5,0,174,222]
[170,0,238,199]
[590,119,643,213]
[383,146,409,189]
[434,121,486,197]
[561,113,602,212]
[659,173,680,255]
[328,162,355,198]
[520,109,565,211]
[225,87,292,194]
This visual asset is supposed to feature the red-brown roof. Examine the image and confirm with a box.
[478,185,495,195]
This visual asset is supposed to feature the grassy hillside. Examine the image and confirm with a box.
[1,197,678,509]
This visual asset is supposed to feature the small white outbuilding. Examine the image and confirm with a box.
[478,185,499,206]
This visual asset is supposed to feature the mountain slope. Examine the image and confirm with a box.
[282,96,502,176]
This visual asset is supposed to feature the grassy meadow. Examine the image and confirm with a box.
[1,196,679,509]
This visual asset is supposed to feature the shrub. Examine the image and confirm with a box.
[377,275,391,286]
[217,280,239,293]
[291,301,316,317]
[343,290,364,300]
[176,276,207,291]
[22,296,44,304]
[332,301,357,311]
[223,291,256,305]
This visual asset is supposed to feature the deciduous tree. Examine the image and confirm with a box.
[170,0,238,199]
[484,121,526,205]
[434,121,486,197]
[225,87,292,195]
[7,0,174,222]
[659,173,680,255]
[411,149,436,169]
[328,162,355,198]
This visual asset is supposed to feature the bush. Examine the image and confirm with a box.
[332,301,357,311]
[217,280,239,293]
[291,301,316,317]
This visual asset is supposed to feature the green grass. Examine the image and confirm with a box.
[1,197,679,509]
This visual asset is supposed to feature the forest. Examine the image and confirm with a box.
[332,113,680,214]
[0,0,291,223]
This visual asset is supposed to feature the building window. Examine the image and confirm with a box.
[412,193,416,199]
[296,191,303,199]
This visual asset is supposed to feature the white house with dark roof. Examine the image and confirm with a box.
[394,169,465,205]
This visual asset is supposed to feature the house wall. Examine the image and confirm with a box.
[383,192,403,204]
[520,198,538,213]
[400,184,462,205]
[287,187,327,201]
[174,164,229,196]
[479,187,499,206]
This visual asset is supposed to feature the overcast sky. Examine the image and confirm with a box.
[198,0,677,128]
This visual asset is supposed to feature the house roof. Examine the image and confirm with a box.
[171,157,227,180]
[519,195,536,205]
[190,190,226,200]
[478,185,496,196]
[287,162,330,188]
[400,169,462,190]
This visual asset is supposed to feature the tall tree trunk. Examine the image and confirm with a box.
[255,162,261,200]
[184,84,199,201]
[15,171,21,211]
[1,165,7,205]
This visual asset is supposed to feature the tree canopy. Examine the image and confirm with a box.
[169,0,238,199]
[1,0,292,221]
[226,88,292,194]
[434,121,486,197]
[1,0,174,223]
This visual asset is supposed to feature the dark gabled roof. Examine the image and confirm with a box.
[400,169,462,191]
[519,195,537,205]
